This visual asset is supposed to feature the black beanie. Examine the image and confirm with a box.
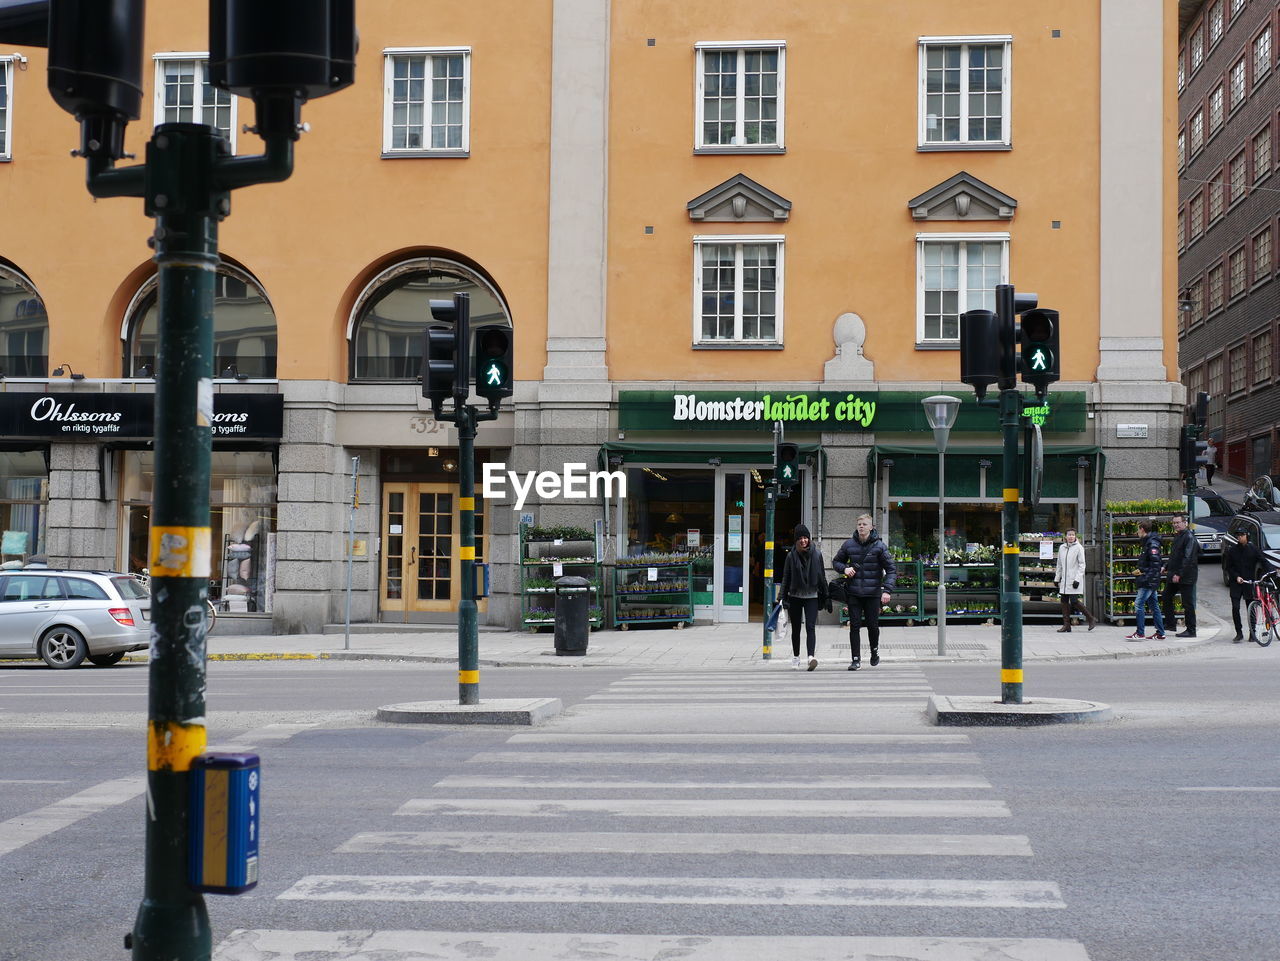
[794,524,811,540]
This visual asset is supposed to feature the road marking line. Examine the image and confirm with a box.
[336,830,1034,857]
[586,692,932,700]
[206,722,319,751]
[468,751,980,766]
[214,930,1093,961]
[0,775,145,857]
[506,732,972,744]
[434,774,992,790]
[394,798,1010,818]
[0,779,69,785]
[276,875,1061,908]
[1177,786,1280,792]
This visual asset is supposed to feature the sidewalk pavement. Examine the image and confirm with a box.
[203,612,1229,670]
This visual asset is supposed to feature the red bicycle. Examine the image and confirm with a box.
[1243,572,1280,647]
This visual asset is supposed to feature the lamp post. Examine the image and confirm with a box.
[922,395,962,656]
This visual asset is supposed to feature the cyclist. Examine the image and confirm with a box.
[1226,530,1263,643]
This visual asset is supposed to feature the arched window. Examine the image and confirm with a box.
[349,258,510,381]
[123,264,277,378]
[0,266,49,378]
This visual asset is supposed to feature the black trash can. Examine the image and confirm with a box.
[553,575,591,656]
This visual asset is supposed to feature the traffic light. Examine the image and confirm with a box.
[774,441,800,489]
[1018,308,1060,398]
[1179,426,1210,478]
[422,293,470,412]
[1193,390,1209,428]
[473,324,514,404]
[960,308,1001,401]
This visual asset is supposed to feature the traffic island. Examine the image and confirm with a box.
[927,694,1113,726]
[377,698,563,726]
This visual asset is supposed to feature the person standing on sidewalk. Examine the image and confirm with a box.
[1226,529,1263,642]
[1204,440,1218,485]
[1127,519,1166,641]
[1053,528,1095,632]
[780,524,825,671]
[833,513,896,671]
[1160,514,1199,637]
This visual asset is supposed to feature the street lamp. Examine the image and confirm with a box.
[922,395,961,656]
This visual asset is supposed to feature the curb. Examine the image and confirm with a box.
[927,694,1114,726]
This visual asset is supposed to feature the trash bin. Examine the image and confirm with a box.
[553,575,591,656]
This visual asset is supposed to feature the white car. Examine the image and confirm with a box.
[0,570,150,669]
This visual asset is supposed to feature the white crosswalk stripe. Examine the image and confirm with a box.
[216,665,1093,960]
[215,930,1092,961]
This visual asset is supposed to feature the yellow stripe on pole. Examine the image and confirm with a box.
[149,526,212,578]
[765,541,773,550]
[202,769,229,887]
[764,568,773,578]
[148,721,207,772]
[459,670,479,684]
[459,546,475,560]
[1003,488,1019,502]
[1003,545,1020,554]
[1001,669,1024,683]
[460,497,475,510]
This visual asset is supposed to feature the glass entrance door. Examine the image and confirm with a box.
[717,470,748,622]
[381,482,486,615]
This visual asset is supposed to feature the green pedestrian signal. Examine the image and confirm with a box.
[774,441,800,490]
[1017,308,1060,398]
[473,324,514,404]
[1029,346,1051,372]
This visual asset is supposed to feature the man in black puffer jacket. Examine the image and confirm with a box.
[832,512,897,670]
[1127,519,1165,641]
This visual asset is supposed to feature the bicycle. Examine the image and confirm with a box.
[131,570,218,635]
[1242,572,1280,647]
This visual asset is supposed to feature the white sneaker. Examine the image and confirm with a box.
[807,656,818,671]
[791,656,801,669]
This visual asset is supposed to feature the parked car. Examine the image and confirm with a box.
[1219,512,1280,586]
[1187,488,1237,560]
[0,570,150,669]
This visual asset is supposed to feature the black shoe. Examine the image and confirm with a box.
[1249,635,1259,644]
[1234,633,1244,643]
[848,659,861,671]
[869,651,880,666]
[1176,630,1196,638]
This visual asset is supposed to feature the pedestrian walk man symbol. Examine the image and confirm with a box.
[485,362,503,386]
[1030,348,1048,371]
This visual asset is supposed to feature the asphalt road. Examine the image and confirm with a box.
[1,645,1277,961]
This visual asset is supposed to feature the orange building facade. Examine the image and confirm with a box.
[0,2,1179,631]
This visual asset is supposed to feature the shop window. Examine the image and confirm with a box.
[122,450,276,613]
[124,265,276,378]
[0,266,48,377]
[349,258,511,380]
[0,451,48,566]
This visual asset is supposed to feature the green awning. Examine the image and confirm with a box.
[598,441,822,466]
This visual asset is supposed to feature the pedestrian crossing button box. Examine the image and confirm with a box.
[188,752,260,895]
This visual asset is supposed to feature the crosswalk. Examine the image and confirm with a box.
[213,667,1093,960]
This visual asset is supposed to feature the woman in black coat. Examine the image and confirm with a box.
[780,523,825,671]
[832,513,897,670]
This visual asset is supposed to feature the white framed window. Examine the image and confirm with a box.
[1190,109,1205,154]
[1230,57,1247,109]
[692,235,783,345]
[1209,2,1224,47]
[916,233,1009,344]
[153,54,235,149]
[918,36,1011,148]
[1254,24,1272,81]
[382,47,471,156]
[694,42,785,152]
[1210,85,1224,133]
[1191,28,1205,72]
[0,56,15,161]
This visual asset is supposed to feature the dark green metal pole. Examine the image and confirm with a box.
[762,485,775,660]
[131,123,222,961]
[457,403,478,704]
[999,385,1024,704]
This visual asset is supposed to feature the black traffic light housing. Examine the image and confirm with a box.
[423,293,470,416]
[473,324,514,405]
[1179,425,1210,478]
[209,0,357,141]
[1017,308,1060,399]
[1193,390,1209,428]
[775,441,800,490]
[960,308,1001,402]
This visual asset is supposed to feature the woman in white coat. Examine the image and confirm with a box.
[1054,528,1096,632]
